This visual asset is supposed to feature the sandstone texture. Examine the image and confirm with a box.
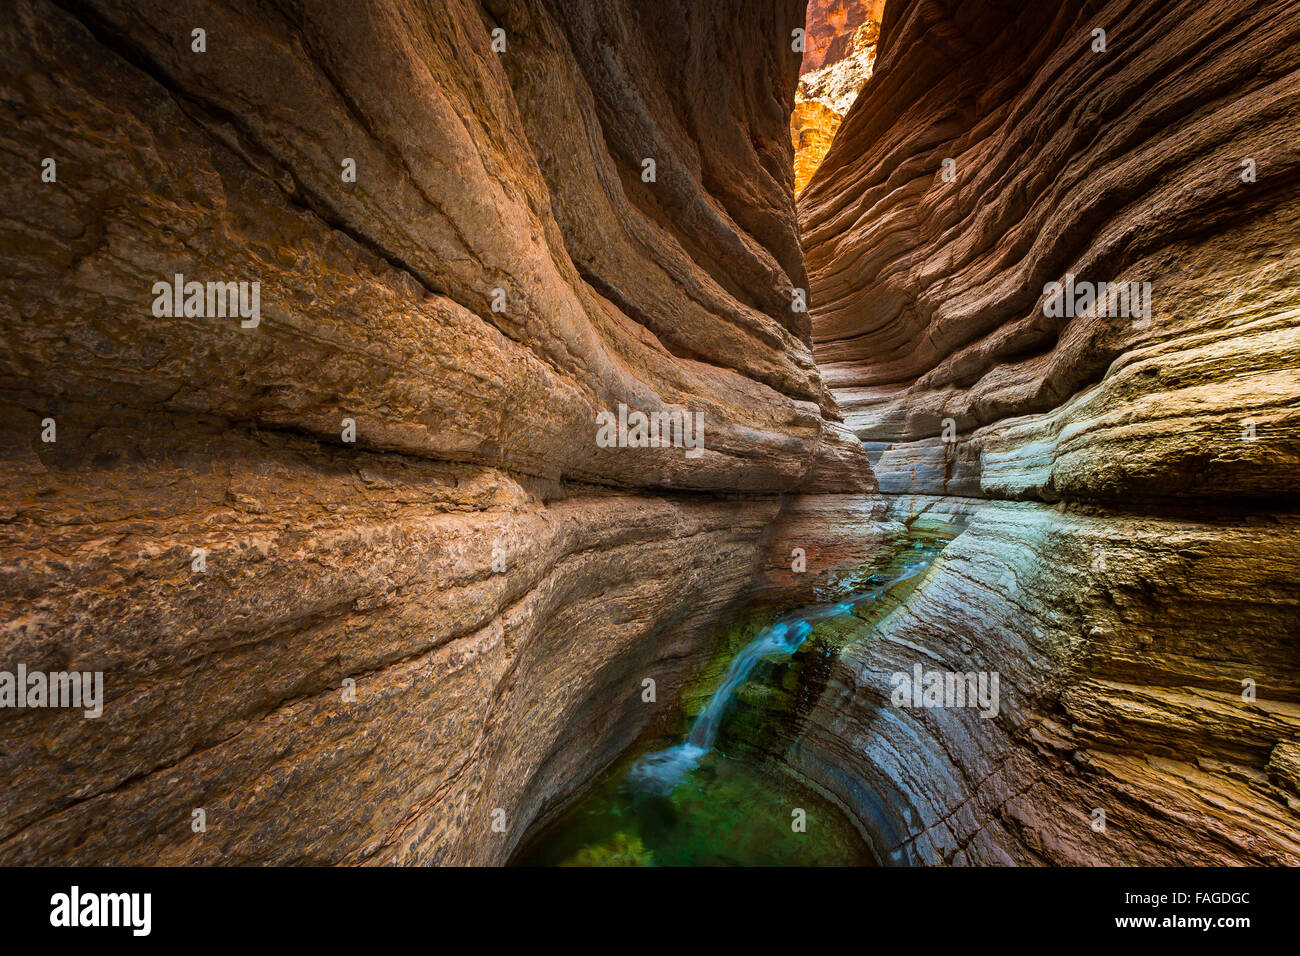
[0,0,873,864]
[2,0,1296,870]
[792,99,843,198]
[801,0,1300,501]
[795,0,1300,864]
[795,495,1300,865]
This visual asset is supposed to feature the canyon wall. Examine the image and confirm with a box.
[799,0,1300,863]
[800,0,886,74]
[4,0,1295,869]
[0,0,873,864]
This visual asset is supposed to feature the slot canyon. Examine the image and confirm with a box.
[0,0,1297,869]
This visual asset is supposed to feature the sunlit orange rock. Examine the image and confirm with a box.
[791,17,880,195]
[791,101,843,196]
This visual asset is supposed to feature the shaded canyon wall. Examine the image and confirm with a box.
[798,0,1300,863]
[0,0,874,864]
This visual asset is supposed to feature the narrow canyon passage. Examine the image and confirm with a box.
[0,0,1296,870]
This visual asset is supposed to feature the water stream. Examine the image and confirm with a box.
[514,514,966,866]
[625,551,943,797]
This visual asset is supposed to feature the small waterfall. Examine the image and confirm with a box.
[689,620,812,750]
[626,550,941,796]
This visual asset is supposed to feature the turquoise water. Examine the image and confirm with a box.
[514,516,966,867]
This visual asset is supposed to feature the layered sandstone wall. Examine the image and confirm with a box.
[5,0,1295,870]
[802,0,1299,501]
[795,495,1300,865]
[0,0,873,864]
[798,0,1300,863]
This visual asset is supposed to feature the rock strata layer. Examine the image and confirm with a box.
[797,0,1300,863]
[3,0,1296,869]
[0,0,872,864]
[802,0,1300,501]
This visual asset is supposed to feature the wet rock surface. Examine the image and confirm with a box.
[794,496,1300,864]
